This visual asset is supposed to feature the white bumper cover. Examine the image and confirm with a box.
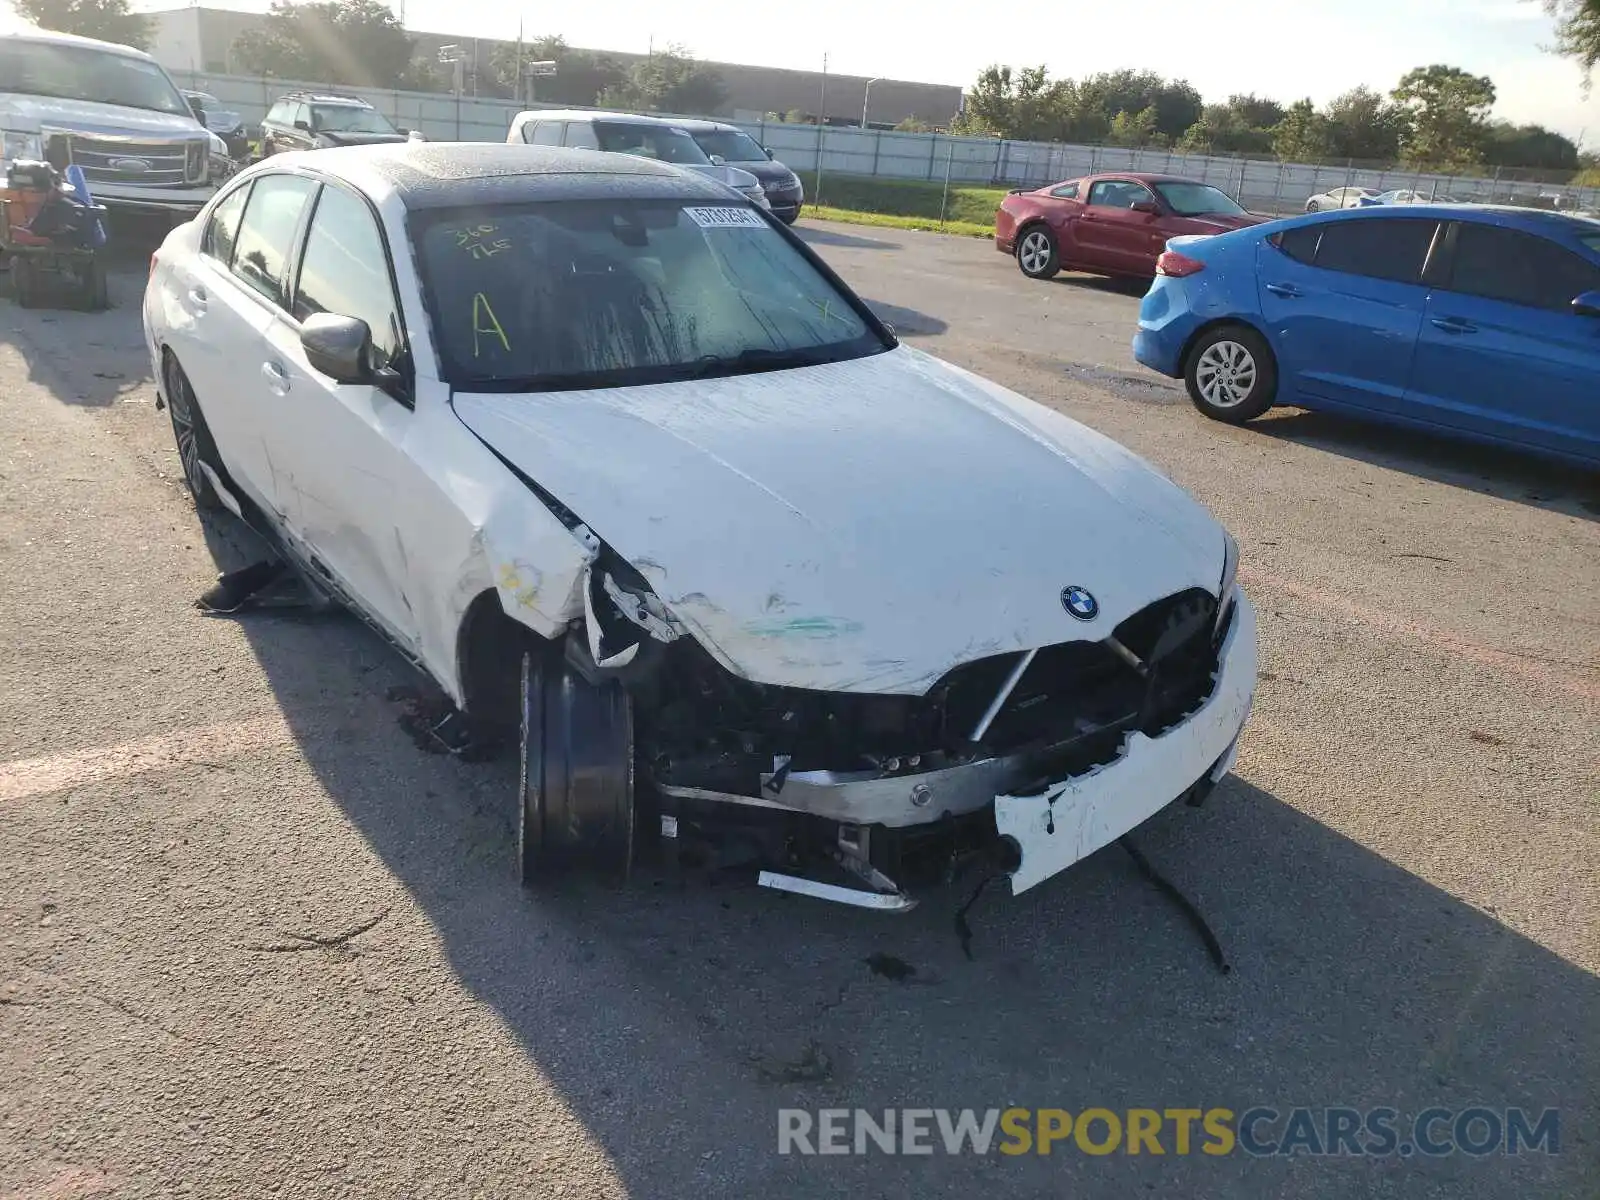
[995,588,1258,895]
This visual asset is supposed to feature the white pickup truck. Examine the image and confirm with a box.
[0,28,221,218]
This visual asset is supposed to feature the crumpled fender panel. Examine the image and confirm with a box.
[387,392,595,706]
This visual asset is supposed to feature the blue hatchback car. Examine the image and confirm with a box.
[1132,205,1600,467]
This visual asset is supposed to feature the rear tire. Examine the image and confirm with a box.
[1184,325,1277,423]
[1015,225,1060,279]
[519,651,636,886]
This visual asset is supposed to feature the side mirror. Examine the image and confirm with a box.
[302,314,373,384]
[708,153,726,166]
[187,97,207,122]
[1573,290,1600,318]
[1131,200,1158,215]
[293,118,312,132]
[764,146,775,159]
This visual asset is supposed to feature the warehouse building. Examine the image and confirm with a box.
[144,7,964,127]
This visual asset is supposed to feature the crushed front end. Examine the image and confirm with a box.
[576,564,1258,909]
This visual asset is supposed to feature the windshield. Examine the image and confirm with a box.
[691,129,766,162]
[0,40,188,116]
[414,199,887,390]
[1154,182,1247,218]
[314,104,398,134]
[593,121,710,165]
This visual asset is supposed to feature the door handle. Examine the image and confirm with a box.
[187,285,208,311]
[261,361,291,395]
[1430,316,1478,334]
[1264,282,1303,299]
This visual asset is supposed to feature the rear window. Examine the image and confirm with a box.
[1278,217,1438,284]
[412,199,887,390]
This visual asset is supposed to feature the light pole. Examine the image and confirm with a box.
[861,78,880,130]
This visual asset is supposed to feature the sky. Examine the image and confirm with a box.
[140,0,1598,144]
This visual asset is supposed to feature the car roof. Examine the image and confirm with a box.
[512,109,694,127]
[1293,202,1600,240]
[665,118,741,133]
[0,27,158,61]
[1081,172,1202,185]
[280,92,373,106]
[265,142,740,210]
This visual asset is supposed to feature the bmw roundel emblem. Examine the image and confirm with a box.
[1061,585,1098,621]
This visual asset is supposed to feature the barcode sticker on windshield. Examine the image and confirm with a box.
[685,206,766,229]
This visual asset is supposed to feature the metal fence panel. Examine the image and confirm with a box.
[174,70,1599,215]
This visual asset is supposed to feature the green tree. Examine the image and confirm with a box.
[894,116,931,132]
[1323,86,1409,161]
[1272,98,1331,161]
[488,35,625,106]
[1391,64,1496,169]
[1542,0,1600,80]
[598,45,727,114]
[13,0,150,48]
[1105,106,1165,148]
[232,0,423,89]
[956,65,1081,141]
[1077,70,1201,141]
[1483,121,1580,169]
[1177,95,1280,155]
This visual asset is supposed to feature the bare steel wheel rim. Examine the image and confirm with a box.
[1194,340,1258,409]
[167,368,204,493]
[1019,230,1051,273]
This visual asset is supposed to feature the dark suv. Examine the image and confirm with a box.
[259,92,408,155]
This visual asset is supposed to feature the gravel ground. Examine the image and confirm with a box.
[0,220,1595,1199]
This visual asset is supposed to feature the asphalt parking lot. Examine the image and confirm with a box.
[1,219,1596,1200]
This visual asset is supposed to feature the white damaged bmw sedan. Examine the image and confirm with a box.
[144,142,1257,912]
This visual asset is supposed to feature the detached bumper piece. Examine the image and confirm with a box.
[994,594,1256,894]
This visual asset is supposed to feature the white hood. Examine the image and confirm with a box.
[0,94,207,140]
[453,345,1226,695]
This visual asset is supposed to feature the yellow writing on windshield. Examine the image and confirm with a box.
[454,224,512,259]
[473,292,510,356]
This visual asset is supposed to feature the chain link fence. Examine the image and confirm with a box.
[175,70,1600,219]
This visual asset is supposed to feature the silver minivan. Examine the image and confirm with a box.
[507,109,770,209]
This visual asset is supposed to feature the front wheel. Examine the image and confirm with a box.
[1184,326,1277,423]
[163,355,222,508]
[519,651,636,886]
[1015,225,1060,279]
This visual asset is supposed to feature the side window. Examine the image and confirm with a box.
[1311,218,1437,284]
[1087,180,1149,209]
[563,122,599,150]
[1273,224,1321,265]
[264,101,286,125]
[528,121,563,146]
[230,174,318,307]
[201,182,251,265]
[293,184,403,369]
[1049,181,1079,200]
[1444,222,1600,311]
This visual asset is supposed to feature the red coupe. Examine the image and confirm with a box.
[995,173,1268,281]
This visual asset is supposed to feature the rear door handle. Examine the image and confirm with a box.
[1430,316,1478,334]
[1264,282,1303,298]
[261,361,291,395]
